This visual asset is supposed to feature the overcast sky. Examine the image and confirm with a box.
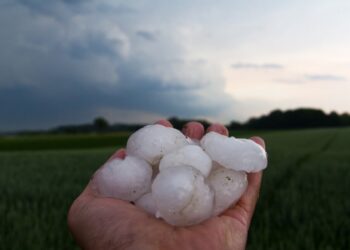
[1,0,350,131]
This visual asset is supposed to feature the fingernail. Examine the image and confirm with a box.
[155,120,173,127]
[207,124,229,136]
[183,122,204,139]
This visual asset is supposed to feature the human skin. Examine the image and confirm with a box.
[68,120,265,250]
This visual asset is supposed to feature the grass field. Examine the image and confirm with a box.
[0,128,349,249]
[0,132,130,151]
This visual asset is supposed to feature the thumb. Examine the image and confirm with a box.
[222,137,265,227]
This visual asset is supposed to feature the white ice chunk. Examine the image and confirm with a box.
[177,175,214,226]
[152,166,195,212]
[135,192,157,216]
[94,124,267,227]
[126,124,188,165]
[208,164,248,216]
[94,156,152,201]
[159,145,212,177]
[201,132,267,172]
[152,165,214,226]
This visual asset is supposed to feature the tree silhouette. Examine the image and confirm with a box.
[93,117,109,131]
[236,108,350,129]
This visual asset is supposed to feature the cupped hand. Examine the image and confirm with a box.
[68,120,265,250]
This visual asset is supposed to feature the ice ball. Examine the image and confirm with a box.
[159,144,212,177]
[135,192,157,216]
[208,163,248,216]
[152,165,214,226]
[95,124,268,227]
[126,124,188,165]
[94,156,152,201]
[201,132,267,172]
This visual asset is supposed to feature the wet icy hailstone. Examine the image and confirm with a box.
[95,124,267,226]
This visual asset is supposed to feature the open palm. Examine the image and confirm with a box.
[68,121,265,250]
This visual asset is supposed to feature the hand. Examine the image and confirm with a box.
[68,120,265,250]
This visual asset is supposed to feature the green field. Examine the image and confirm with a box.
[1,128,349,249]
[0,132,129,151]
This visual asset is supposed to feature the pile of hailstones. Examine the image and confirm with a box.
[95,124,267,226]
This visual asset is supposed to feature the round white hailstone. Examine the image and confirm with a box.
[201,132,267,172]
[135,192,157,216]
[152,165,195,213]
[94,156,152,201]
[159,145,212,177]
[126,124,188,165]
[152,165,214,226]
[208,164,248,216]
[175,175,214,226]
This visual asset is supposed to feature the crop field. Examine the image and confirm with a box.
[0,128,349,249]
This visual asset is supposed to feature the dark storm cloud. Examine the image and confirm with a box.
[16,0,88,9]
[95,3,137,15]
[111,64,227,116]
[67,33,126,60]
[12,0,86,17]
[232,62,284,70]
[0,1,233,131]
[0,70,226,130]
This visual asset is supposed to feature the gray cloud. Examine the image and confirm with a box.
[96,3,137,15]
[274,78,304,84]
[232,62,284,70]
[12,0,86,18]
[0,64,230,130]
[304,74,346,81]
[0,1,233,131]
[276,73,347,84]
[136,30,157,42]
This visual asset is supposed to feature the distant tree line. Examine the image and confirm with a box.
[49,117,212,134]
[50,117,145,134]
[228,108,350,130]
[12,108,350,135]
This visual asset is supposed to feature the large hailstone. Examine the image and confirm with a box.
[201,132,267,172]
[135,192,157,216]
[95,124,268,227]
[159,145,212,177]
[94,156,152,201]
[126,124,188,165]
[208,163,248,216]
[152,166,214,226]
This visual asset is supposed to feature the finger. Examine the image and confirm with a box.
[85,148,127,198]
[223,137,265,226]
[236,137,265,217]
[155,119,173,128]
[182,121,205,140]
[250,136,266,149]
[222,171,263,227]
[107,148,126,161]
[241,171,263,213]
[206,123,229,136]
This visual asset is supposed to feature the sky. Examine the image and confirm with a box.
[1,0,350,131]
